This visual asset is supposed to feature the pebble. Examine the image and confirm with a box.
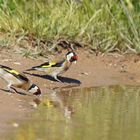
[12,123,19,128]
[13,62,21,65]
[81,72,89,75]
[29,102,38,108]
[2,59,12,62]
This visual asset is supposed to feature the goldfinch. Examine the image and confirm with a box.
[0,65,41,95]
[27,51,78,82]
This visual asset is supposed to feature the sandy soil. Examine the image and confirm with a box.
[0,48,140,138]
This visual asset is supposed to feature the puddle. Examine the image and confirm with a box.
[9,85,140,140]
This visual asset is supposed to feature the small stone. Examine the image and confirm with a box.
[29,102,38,108]
[114,64,117,67]
[12,123,19,128]
[17,99,22,102]
[81,72,89,75]
[18,105,23,108]
[14,62,21,65]
[120,70,127,73]
[129,76,134,80]
[2,59,12,62]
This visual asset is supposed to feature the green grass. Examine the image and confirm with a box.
[0,0,140,54]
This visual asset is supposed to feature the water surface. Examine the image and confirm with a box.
[10,86,140,140]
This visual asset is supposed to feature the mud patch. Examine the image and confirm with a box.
[0,49,140,137]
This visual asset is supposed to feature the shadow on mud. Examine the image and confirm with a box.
[24,72,81,85]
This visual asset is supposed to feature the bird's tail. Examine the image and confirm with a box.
[25,62,50,71]
[25,67,37,71]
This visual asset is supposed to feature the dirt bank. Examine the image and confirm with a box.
[0,48,140,138]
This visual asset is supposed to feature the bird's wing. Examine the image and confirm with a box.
[0,65,29,82]
[34,60,65,69]
[41,62,57,68]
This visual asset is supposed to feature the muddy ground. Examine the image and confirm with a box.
[0,48,140,138]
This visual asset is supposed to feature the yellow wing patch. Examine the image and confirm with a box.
[5,69,20,75]
[42,62,56,68]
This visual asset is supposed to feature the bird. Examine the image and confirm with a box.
[0,65,41,95]
[26,51,78,82]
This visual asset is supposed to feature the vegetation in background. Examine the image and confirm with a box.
[0,0,140,54]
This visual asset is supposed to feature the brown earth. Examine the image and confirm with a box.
[0,48,140,138]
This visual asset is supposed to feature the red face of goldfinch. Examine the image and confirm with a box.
[66,52,78,63]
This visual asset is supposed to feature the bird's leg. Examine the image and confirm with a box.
[7,84,18,94]
[7,84,13,94]
[53,75,62,83]
[10,86,18,93]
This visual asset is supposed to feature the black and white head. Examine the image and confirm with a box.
[28,84,41,96]
[66,51,78,63]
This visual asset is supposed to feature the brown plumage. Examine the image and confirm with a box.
[0,65,41,95]
[26,51,78,82]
